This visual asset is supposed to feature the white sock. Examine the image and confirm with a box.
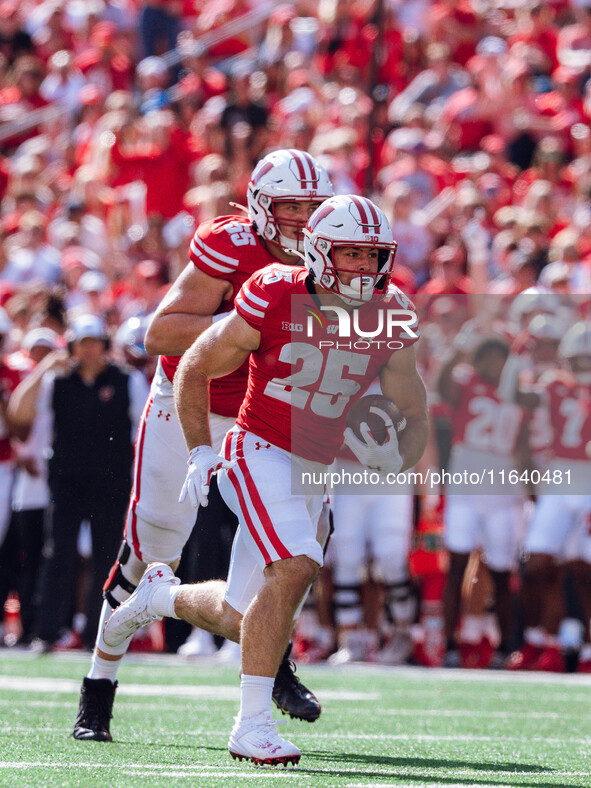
[524,627,545,647]
[460,615,483,644]
[87,600,132,682]
[150,584,181,619]
[238,675,275,721]
[87,653,121,683]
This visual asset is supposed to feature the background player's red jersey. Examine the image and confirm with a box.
[160,216,281,417]
[450,366,525,457]
[0,361,22,462]
[234,264,419,464]
[543,372,591,462]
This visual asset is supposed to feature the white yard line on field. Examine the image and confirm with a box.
[3,725,591,746]
[0,698,577,720]
[321,663,591,687]
[0,762,297,777]
[1,762,590,782]
[0,675,377,702]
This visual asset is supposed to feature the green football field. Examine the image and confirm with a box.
[1,651,590,787]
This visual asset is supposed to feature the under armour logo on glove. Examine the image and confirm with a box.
[178,445,235,508]
[255,442,271,450]
[147,570,164,582]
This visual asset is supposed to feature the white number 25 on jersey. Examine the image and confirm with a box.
[264,343,370,418]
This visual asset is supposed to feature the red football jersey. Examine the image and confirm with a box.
[0,361,22,462]
[234,264,420,464]
[544,372,591,462]
[450,366,526,457]
[160,216,280,417]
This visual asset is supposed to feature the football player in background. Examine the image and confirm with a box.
[506,321,591,672]
[0,308,21,553]
[102,194,429,765]
[73,149,333,742]
[437,336,529,668]
[329,381,415,666]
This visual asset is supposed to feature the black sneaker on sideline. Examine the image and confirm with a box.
[272,642,321,722]
[73,677,117,741]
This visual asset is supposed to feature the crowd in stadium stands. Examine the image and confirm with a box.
[1,0,591,671]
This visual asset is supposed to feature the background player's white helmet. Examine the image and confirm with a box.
[303,194,398,304]
[247,149,333,253]
[527,314,563,374]
[114,316,148,360]
[527,314,563,342]
[508,287,554,330]
[559,321,591,383]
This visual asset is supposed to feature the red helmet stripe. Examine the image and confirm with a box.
[289,149,310,187]
[309,204,334,231]
[350,195,382,233]
[365,199,380,227]
[301,151,318,184]
[350,194,370,233]
[253,161,274,185]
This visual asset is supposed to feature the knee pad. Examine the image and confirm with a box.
[103,541,146,608]
[385,578,417,625]
[372,551,408,585]
[333,584,362,628]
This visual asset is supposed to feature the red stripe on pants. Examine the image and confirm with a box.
[235,432,292,561]
[123,396,153,561]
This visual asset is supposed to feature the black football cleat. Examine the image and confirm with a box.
[272,642,321,722]
[73,677,117,741]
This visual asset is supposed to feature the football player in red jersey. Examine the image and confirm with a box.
[73,150,333,742]
[102,195,429,765]
[0,307,22,551]
[437,336,529,668]
[506,321,591,673]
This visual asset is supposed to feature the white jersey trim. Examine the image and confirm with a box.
[191,247,235,274]
[242,283,270,308]
[236,296,265,320]
[192,234,239,266]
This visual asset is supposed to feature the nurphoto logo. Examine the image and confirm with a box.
[304,305,419,340]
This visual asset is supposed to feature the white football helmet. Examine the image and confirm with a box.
[303,194,398,304]
[508,287,554,330]
[114,316,148,360]
[527,314,562,374]
[559,321,591,383]
[247,149,333,253]
[527,314,563,342]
